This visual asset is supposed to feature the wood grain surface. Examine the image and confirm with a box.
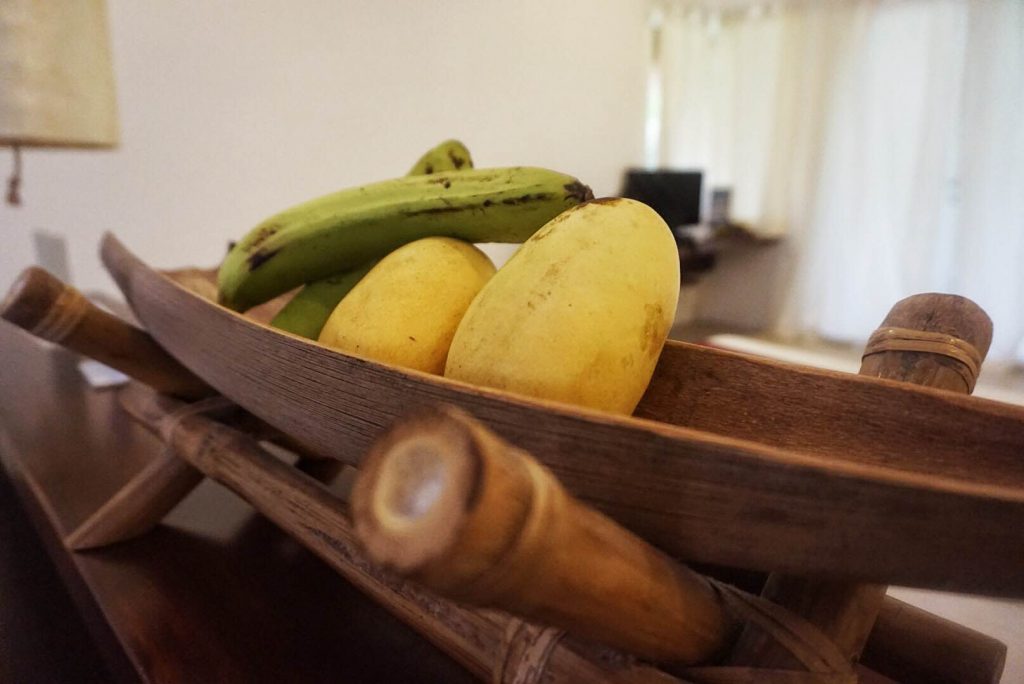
[100,233,1024,596]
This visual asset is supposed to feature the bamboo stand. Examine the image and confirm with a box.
[0,263,1011,683]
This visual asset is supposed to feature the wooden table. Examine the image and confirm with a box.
[0,323,473,683]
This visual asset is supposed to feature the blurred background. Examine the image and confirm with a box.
[1,0,1022,680]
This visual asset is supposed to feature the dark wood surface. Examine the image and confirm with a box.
[0,323,474,684]
[0,462,113,683]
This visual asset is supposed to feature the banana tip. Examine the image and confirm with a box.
[565,180,593,204]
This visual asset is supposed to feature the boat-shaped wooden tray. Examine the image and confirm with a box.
[101,234,1024,598]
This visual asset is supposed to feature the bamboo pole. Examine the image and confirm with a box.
[0,266,321,550]
[728,293,999,682]
[862,597,1007,684]
[117,382,680,684]
[1,266,213,398]
[116,387,1004,684]
[352,404,735,664]
[1,266,211,548]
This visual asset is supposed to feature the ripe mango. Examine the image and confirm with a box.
[445,198,679,414]
[318,237,495,374]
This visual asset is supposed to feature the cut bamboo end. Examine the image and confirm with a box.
[860,293,993,393]
[1,266,79,339]
[883,293,993,354]
[353,404,734,665]
[358,424,477,573]
[1,266,213,400]
[353,407,530,592]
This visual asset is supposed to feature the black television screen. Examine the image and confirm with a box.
[620,170,702,229]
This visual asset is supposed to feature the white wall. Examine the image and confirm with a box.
[0,0,649,293]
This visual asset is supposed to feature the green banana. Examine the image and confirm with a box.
[268,262,376,339]
[218,166,592,311]
[270,139,477,338]
[408,139,473,176]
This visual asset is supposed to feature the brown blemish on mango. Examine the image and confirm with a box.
[643,303,666,358]
[543,263,561,280]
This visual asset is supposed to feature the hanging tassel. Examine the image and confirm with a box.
[7,145,22,206]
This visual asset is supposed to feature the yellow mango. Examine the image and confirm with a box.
[445,198,679,415]
[318,237,495,374]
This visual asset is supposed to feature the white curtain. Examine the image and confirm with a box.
[654,0,1024,361]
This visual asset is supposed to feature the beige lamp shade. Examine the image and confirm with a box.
[0,0,119,148]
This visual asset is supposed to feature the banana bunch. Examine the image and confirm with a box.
[271,139,474,338]
[219,140,676,417]
[218,146,591,312]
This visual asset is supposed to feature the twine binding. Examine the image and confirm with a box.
[31,286,90,344]
[682,578,858,684]
[862,326,982,391]
[494,574,859,684]
[495,619,566,684]
[159,395,236,445]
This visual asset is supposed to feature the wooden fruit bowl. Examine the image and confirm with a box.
[100,233,1024,598]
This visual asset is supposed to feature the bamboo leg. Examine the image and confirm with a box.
[1,267,214,548]
[1,266,323,549]
[863,597,1007,684]
[728,293,1000,681]
[117,382,679,684]
[1,266,214,398]
[64,447,204,550]
[115,393,1004,682]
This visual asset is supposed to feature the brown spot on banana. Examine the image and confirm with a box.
[247,248,281,271]
[448,149,468,169]
[244,224,282,253]
[500,193,555,206]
